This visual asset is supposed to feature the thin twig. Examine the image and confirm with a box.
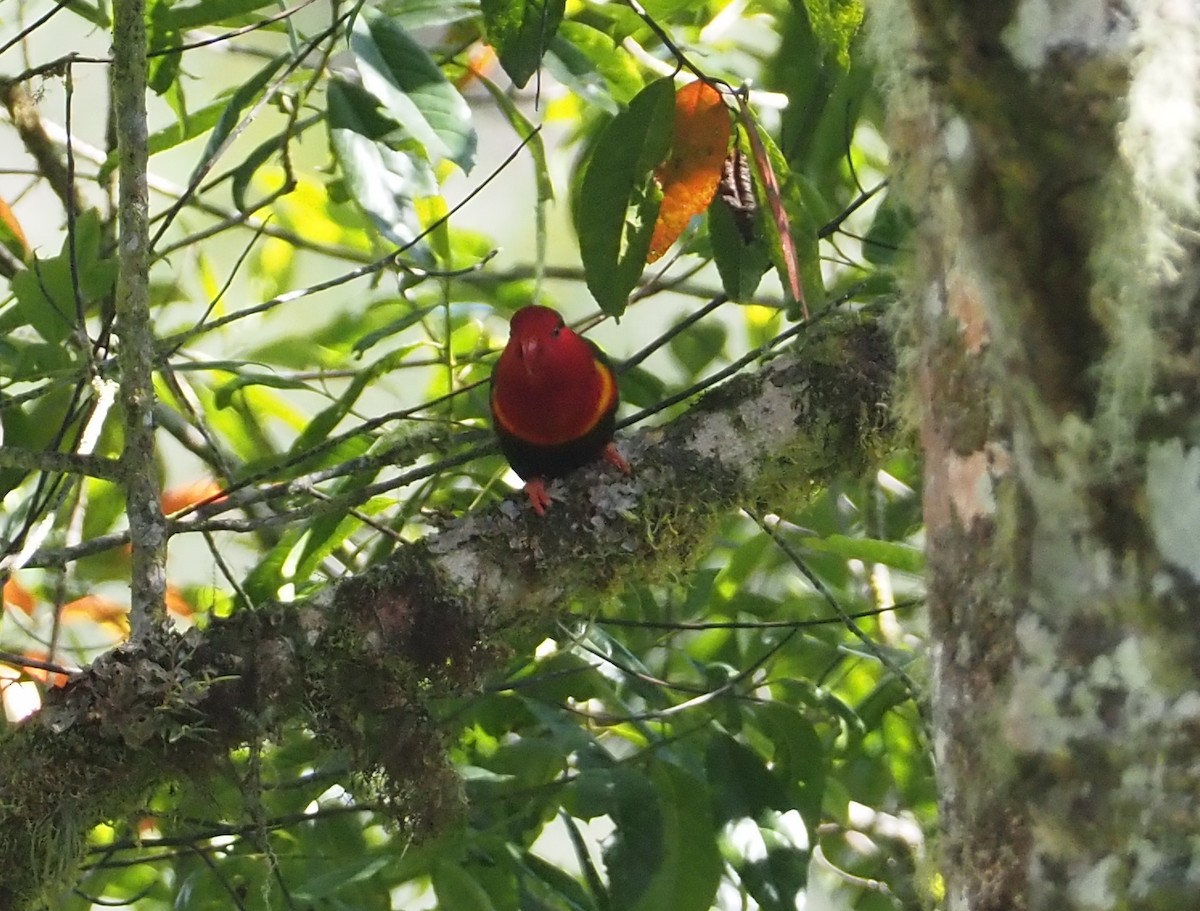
[0,448,122,480]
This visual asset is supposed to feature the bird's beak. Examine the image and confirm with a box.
[520,337,540,376]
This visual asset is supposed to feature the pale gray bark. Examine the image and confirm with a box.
[870,2,1200,909]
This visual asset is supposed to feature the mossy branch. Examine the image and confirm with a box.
[0,313,896,911]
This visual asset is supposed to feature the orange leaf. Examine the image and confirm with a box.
[162,478,226,515]
[0,197,29,260]
[62,595,131,638]
[455,44,497,90]
[165,585,195,620]
[647,81,732,263]
[16,651,71,688]
[3,578,36,616]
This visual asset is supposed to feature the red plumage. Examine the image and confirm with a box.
[491,305,629,515]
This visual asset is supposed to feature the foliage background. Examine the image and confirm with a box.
[0,1,930,909]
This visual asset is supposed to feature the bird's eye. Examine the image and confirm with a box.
[551,325,562,338]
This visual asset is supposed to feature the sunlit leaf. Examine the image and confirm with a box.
[481,0,566,88]
[801,0,865,69]
[647,81,731,263]
[545,22,644,112]
[328,78,438,251]
[351,10,477,173]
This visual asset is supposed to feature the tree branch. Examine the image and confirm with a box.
[0,313,895,911]
[112,0,167,634]
[0,447,123,480]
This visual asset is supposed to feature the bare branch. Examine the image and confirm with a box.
[112,0,166,633]
[0,448,122,480]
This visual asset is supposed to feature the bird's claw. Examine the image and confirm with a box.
[524,478,553,516]
[602,442,632,476]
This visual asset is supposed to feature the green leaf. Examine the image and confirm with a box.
[10,209,116,344]
[708,209,762,302]
[706,733,789,822]
[352,303,438,356]
[740,107,825,316]
[574,77,674,316]
[101,98,225,180]
[521,849,600,911]
[802,0,865,69]
[147,33,182,96]
[669,320,727,376]
[213,371,312,409]
[862,193,914,266]
[739,824,810,911]
[328,78,438,251]
[63,0,110,27]
[797,533,924,574]
[190,53,288,186]
[293,493,374,584]
[10,268,76,345]
[351,10,476,172]
[755,703,825,823]
[433,861,498,911]
[708,189,772,302]
[554,21,644,107]
[481,0,566,88]
[230,128,289,213]
[608,763,722,911]
[544,30,619,115]
[291,855,390,901]
[388,0,478,29]
[153,0,278,31]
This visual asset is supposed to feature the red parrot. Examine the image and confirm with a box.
[491,305,630,515]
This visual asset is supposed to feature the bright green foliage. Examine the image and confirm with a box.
[803,0,866,69]
[0,1,926,909]
[481,0,567,88]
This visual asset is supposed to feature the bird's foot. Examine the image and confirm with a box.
[524,478,553,516]
[602,442,632,476]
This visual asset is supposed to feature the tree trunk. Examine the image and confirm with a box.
[870,2,1200,909]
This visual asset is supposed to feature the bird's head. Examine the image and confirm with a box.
[503,305,588,380]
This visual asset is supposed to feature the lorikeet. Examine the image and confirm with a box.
[491,305,630,515]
